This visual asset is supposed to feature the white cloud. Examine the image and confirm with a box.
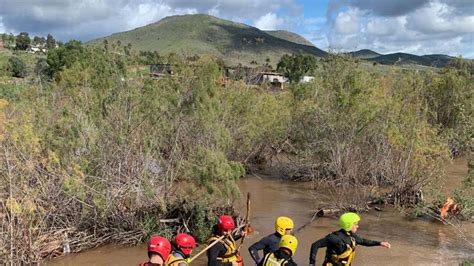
[0,17,5,33]
[334,8,360,34]
[325,0,474,57]
[254,13,284,30]
[406,2,474,34]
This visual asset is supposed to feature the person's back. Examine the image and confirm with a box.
[167,251,187,266]
[259,234,298,266]
[260,249,297,266]
[249,216,294,264]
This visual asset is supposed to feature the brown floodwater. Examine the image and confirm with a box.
[48,160,473,266]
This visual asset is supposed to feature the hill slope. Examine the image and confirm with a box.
[264,30,314,46]
[88,14,326,66]
[369,53,454,67]
[349,49,380,59]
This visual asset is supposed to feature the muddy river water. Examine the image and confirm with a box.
[48,159,473,265]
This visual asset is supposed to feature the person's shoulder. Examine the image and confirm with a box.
[266,233,280,240]
[326,231,344,242]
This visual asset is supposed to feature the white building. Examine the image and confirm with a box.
[301,76,315,83]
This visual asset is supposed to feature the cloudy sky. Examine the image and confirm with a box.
[0,0,472,57]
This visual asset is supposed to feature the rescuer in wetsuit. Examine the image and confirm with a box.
[309,212,391,266]
[249,216,294,264]
[259,234,298,266]
[207,215,246,266]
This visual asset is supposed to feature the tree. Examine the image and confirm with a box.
[15,32,31,50]
[33,36,46,47]
[8,57,28,78]
[277,53,318,83]
[46,40,85,78]
[1,33,6,45]
[46,34,57,49]
[34,58,50,80]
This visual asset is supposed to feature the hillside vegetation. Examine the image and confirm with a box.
[88,14,326,66]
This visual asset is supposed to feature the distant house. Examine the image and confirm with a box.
[256,72,287,90]
[223,66,287,90]
[0,40,4,49]
[150,64,174,79]
[27,44,47,54]
[301,76,315,83]
[260,72,286,83]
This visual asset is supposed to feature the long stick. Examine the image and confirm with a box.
[238,192,251,250]
[188,235,225,263]
[294,209,323,234]
[188,224,246,263]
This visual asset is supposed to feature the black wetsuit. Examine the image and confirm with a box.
[207,226,243,266]
[248,232,282,263]
[258,249,297,266]
[309,229,381,265]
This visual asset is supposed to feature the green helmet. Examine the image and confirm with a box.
[339,212,360,231]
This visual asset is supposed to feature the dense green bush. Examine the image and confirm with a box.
[7,56,28,78]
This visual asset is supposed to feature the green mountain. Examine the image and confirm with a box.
[349,49,380,59]
[88,14,326,66]
[368,53,454,67]
[264,30,314,46]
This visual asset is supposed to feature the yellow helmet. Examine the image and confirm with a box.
[279,235,298,255]
[275,216,294,235]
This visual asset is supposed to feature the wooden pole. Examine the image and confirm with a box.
[188,224,246,263]
[238,192,251,250]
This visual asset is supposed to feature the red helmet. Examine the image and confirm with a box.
[218,215,235,231]
[148,236,171,260]
[175,233,196,255]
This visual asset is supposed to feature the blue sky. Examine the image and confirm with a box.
[0,0,472,57]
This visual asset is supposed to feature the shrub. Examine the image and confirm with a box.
[7,57,27,78]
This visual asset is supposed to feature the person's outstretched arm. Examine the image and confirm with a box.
[353,234,391,248]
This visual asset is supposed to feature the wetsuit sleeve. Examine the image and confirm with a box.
[353,234,381,247]
[208,243,232,266]
[248,236,268,263]
[309,237,328,265]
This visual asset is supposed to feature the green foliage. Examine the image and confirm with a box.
[46,34,57,50]
[15,32,31,50]
[188,147,245,197]
[424,58,473,152]
[32,36,46,46]
[277,53,317,83]
[287,54,448,204]
[46,40,85,78]
[139,50,163,64]
[34,58,50,80]
[452,161,474,219]
[7,57,27,78]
